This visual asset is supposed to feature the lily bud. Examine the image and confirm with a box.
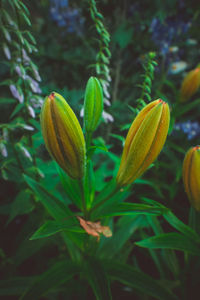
[182,146,200,211]
[83,77,103,133]
[180,66,200,102]
[40,92,86,179]
[116,99,170,187]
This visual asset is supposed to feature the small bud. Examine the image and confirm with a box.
[0,142,8,157]
[116,99,170,187]
[84,77,103,133]
[27,105,36,118]
[102,110,114,123]
[3,43,11,60]
[22,125,34,131]
[41,92,86,179]
[17,144,33,162]
[9,84,24,103]
[180,67,200,102]
[182,146,200,211]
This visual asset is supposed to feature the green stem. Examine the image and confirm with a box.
[85,131,93,151]
[89,183,120,214]
[78,178,87,219]
[10,132,25,174]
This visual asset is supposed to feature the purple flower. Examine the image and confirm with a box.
[150,16,191,56]
[26,75,42,94]
[49,0,84,34]
[9,84,24,103]
[27,105,36,118]
[0,143,8,157]
[174,121,200,140]
[3,44,11,60]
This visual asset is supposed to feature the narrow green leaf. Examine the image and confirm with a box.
[6,190,34,225]
[173,98,200,117]
[20,11,31,26]
[136,233,200,255]
[142,197,200,243]
[57,167,82,209]
[85,257,112,300]
[104,260,178,300]
[10,103,24,119]
[164,210,200,243]
[96,202,168,219]
[25,30,36,44]
[23,175,73,221]
[0,277,36,295]
[0,97,16,104]
[20,260,80,300]
[30,220,84,240]
[18,1,30,15]
[14,239,47,267]
[98,216,145,258]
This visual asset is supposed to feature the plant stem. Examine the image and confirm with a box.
[10,131,25,174]
[78,178,88,219]
[89,183,120,214]
[85,131,92,151]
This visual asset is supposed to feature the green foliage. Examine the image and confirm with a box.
[1,0,200,299]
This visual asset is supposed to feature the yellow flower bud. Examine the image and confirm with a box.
[116,99,170,187]
[180,67,200,102]
[40,92,86,179]
[182,146,200,211]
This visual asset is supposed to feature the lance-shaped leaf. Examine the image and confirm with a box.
[117,99,170,186]
[40,92,86,179]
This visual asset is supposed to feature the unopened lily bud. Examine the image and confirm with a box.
[116,99,170,187]
[182,146,200,211]
[83,77,103,133]
[180,66,200,102]
[41,92,86,179]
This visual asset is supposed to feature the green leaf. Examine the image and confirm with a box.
[30,220,84,240]
[0,277,36,296]
[84,257,112,300]
[87,144,108,158]
[93,178,118,206]
[98,215,146,258]
[135,233,200,255]
[163,210,200,243]
[142,197,200,243]
[110,133,125,143]
[10,103,24,119]
[23,175,72,221]
[57,167,82,209]
[0,97,16,104]
[6,189,34,225]
[113,23,134,49]
[20,11,31,26]
[173,98,200,117]
[20,260,80,300]
[18,1,30,15]
[91,185,131,220]
[96,202,168,219]
[25,30,36,44]
[14,238,47,267]
[104,260,178,300]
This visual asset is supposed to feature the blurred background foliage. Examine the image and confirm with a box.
[1,0,200,299]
